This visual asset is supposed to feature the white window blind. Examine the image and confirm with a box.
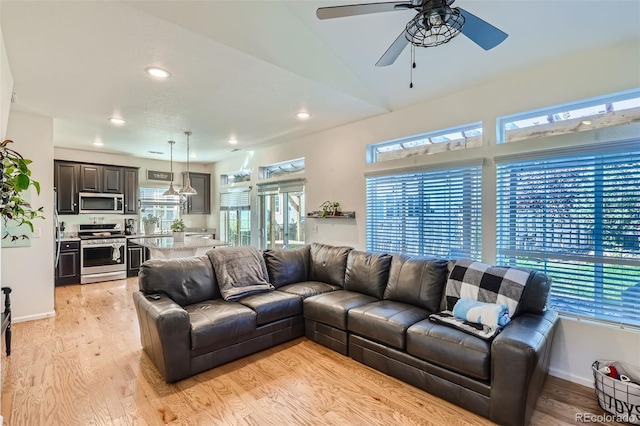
[220,190,250,211]
[366,166,482,259]
[496,149,640,327]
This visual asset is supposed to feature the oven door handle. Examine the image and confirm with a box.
[83,243,126,248]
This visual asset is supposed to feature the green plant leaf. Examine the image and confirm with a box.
[33,181,40,194]
[16,174,30,191]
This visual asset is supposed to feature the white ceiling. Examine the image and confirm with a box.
[2,0,639,163]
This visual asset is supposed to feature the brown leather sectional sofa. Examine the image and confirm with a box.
[133,243,558,426]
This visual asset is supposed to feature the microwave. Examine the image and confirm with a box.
[78,192,124,214]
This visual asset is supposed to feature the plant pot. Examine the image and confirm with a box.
[144,224,156,235]
[172,231,185,242]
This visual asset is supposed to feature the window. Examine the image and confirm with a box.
[366,165,482,259]
[367,122,483,163]
[260,158,305,179]
[498,89,640,144]
[496,148,640,327]
[258,179,305,250]
[139,187,182,234]
[220,190,251,246]
[220,171,250,185]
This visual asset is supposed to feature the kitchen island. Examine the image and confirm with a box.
[129,236,228,260]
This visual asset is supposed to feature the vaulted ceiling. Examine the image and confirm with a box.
[2,1,639,163]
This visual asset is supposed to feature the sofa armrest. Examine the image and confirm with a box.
[490,310,559,426]
[133,292,191,383]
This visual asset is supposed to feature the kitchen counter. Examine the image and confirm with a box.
[129,236,228,259]
[57,236,81,242]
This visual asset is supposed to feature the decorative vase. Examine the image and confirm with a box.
[173,231,185,242]
[144,223,156,235]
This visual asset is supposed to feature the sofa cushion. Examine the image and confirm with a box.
[445,259,530,317]
[263,246,310,288]
[237,291,302,325]
[139,255,219,307]
[278,281,341,299]
[303,290,377,330]
[207,246,274,301]
[309,243,352,287]
[185,300,257,351]
[384,255,449,313]
[406,318,491,381]
[344,250,392,299]
[348,301,429,350]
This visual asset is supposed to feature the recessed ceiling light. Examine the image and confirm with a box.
[108,117,126,125]
[145,67,171,78]
[228,138,238,145]
[296,111,311,119]
[93,140,103,147]
[582,120,593,125]
[190,152,197,158]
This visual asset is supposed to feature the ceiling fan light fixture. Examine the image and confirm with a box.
[406,6,464,48]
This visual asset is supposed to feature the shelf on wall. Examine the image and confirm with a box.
[307,211,356,219]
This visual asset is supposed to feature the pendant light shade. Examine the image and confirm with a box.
[163,140,180,196]
[179,131,197,195]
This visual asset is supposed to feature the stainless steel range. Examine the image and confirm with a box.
[79,224,127,284]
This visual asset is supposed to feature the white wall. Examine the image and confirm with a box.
[211,39,640,386]
[2,110,55,322]
[54,147,211,231]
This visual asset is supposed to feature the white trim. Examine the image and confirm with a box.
[549,367,594,388]
[13,311,56,323]
[364,151,484,177]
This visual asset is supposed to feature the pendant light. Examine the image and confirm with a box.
[163,140,180,196]
[179,130,197,195]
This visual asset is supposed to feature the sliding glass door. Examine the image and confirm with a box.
[258,180,305,250]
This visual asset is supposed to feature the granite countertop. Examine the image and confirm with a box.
[129,236,228,251]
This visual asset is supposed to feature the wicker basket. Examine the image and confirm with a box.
[592,360,640,424]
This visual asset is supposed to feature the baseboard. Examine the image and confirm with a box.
[13,311,56,323]
[549,367,593,388]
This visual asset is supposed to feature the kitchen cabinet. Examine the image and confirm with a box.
[184,172,211,214]
[123,168,138,214]
[81,164,124,193]
[127,240,150,277]
[54,160,138,215]
[54,161,79,214]
[55,241,80,286]
[103,166,123,193]
[80,164,102,192]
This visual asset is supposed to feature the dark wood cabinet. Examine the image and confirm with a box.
[81,164,123,193]
[55,160,138,215]
[54,161,79,214]
[103,166,123,193]
[80,164,102,192]
[123,168,138,214]
[55,241,80,286]
[184,172,211,214]
[127,241,149,277]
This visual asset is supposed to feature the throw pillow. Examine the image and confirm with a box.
[207,246,274,302]
[445,259,531,317]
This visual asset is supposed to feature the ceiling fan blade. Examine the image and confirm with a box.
[375,29,410,67]
[457,7,508,50]
[317,2,412,20]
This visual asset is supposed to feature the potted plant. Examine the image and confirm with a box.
[1,139,44,242]
[142,214,159,235]
[320,201,341,217]
[171,218,186,242]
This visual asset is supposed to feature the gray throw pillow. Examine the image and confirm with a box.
[207,246,274,301]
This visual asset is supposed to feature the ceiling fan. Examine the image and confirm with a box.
[317,0,508,67]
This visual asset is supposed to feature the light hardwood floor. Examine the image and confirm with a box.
[0,278,621,425]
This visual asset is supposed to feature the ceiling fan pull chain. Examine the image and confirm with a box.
[409,44,415,89]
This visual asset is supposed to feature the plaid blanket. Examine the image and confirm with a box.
[445,259,531,317]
